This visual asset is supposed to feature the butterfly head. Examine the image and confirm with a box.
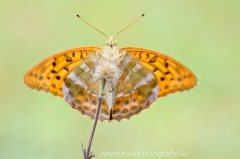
[104,36,118,57]
[105,36,117,47]
[104,36,118,54]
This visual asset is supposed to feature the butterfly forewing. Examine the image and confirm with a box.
[23,47,101,97]
[120,47,198,97]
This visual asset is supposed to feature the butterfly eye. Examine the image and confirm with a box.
[114,40,117,46]
[105,40,109,46]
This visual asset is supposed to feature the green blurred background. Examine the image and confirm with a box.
[1,0,240,158]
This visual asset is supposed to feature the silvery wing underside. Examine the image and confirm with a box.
[62,52,159,121]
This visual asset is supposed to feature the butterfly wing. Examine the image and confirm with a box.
[120,47,197,97]
[111,53,159,121]
[24,46,197,121]
[62,53,110,121]
[23,46,101,97]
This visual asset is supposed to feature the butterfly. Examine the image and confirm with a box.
[23,14,197,121]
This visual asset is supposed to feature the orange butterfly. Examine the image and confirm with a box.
[23,14,197,121]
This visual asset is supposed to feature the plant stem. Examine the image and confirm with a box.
[82,94,103,159]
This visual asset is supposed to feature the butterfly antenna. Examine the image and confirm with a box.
[114,14,145,37]
[76,15,108,38]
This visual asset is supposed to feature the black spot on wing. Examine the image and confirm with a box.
[153,67,158,72]
[164,59,169,67]
[149,55,158,63]
[51,70,57,74]
[135,52,142,59]
[160,77,165,81]
[149,58,156,63]
[63,67,69,72]
[165,71,170,75]
[165,62,169,68]
[52,58,57,67]
[56,76,61,80]
[64,55,73,62]
[52,61,56,67]
[146,53,149,59]
[80,51,83,58]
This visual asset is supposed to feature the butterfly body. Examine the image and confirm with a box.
[24,36,197,121]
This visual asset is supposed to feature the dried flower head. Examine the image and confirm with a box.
[91,58,122,92]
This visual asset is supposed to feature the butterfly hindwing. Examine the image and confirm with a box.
[111,53,159,121]
[23,47,101,97]
[120,47,198,97]
[62,53,110,121]
[62,52,159,121]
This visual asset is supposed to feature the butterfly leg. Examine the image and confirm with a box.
[96,50,109,62]
[115,51,126,65]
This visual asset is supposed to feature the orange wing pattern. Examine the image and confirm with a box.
[120,47,197,97]
[23,47,101,97]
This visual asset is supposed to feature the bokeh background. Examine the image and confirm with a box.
[1,0,240,158]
